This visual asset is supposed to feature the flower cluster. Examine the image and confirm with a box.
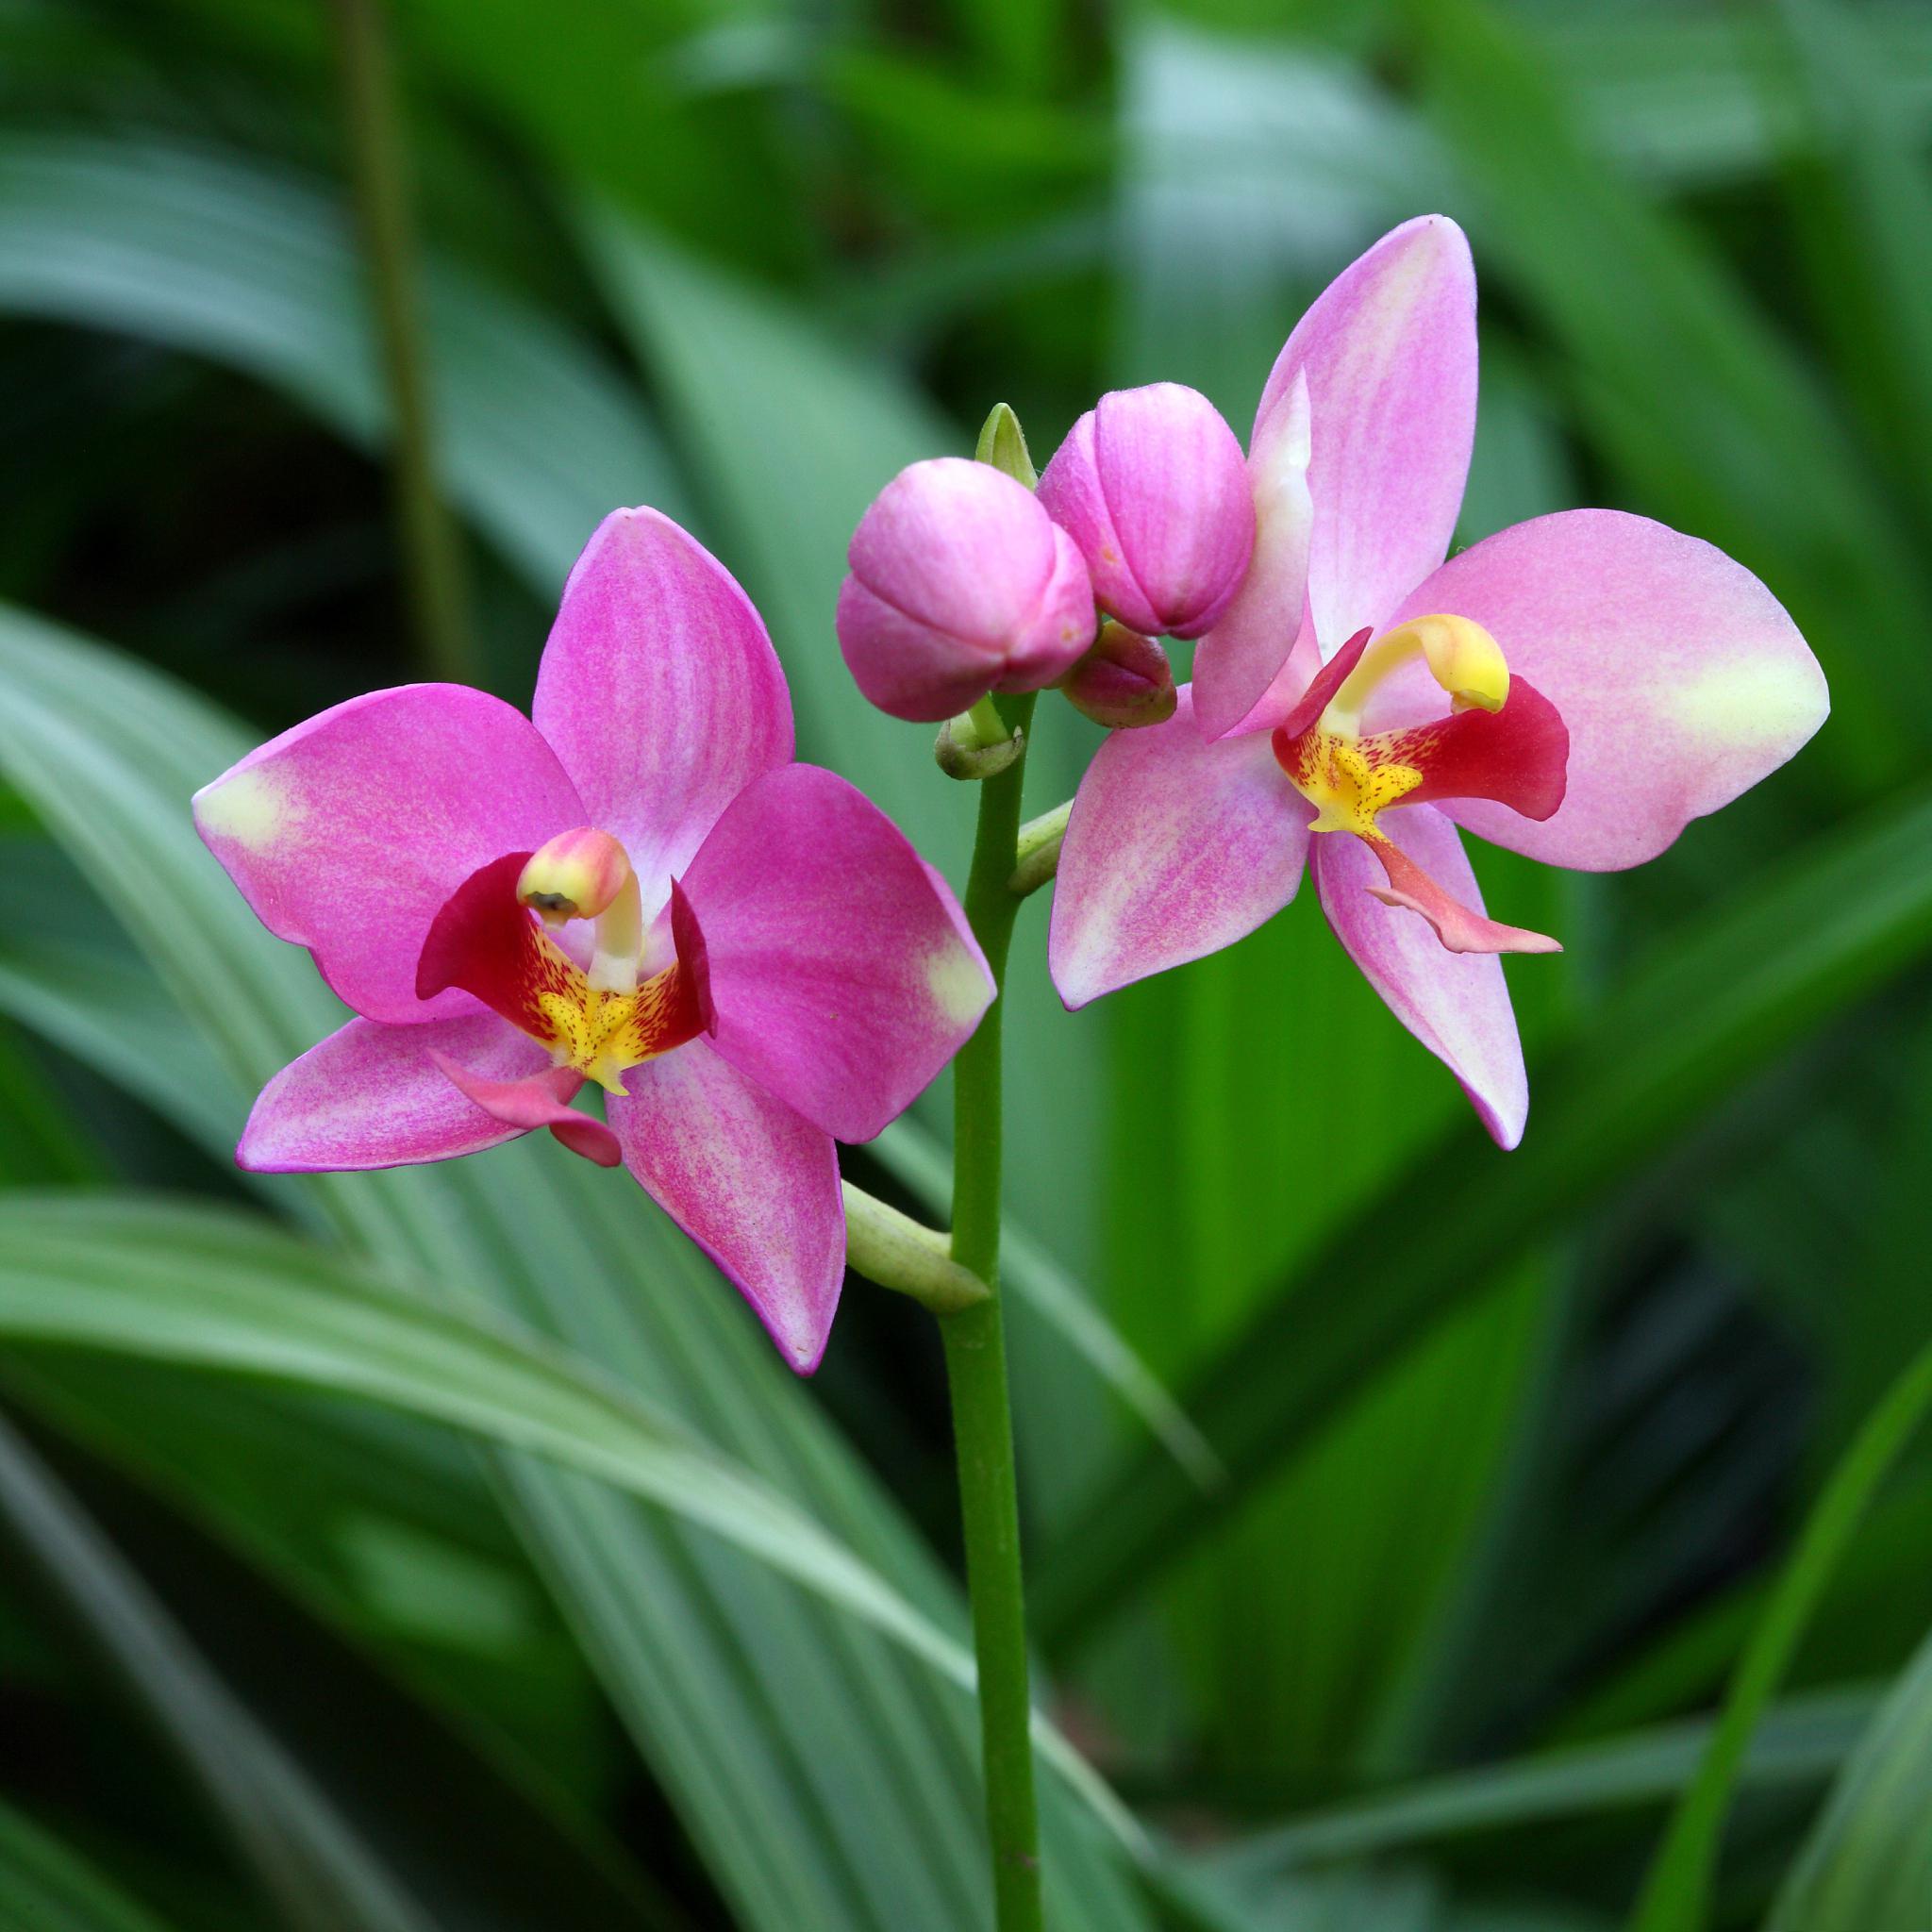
[842,213,1827,1151]
[198,213,1826,1372]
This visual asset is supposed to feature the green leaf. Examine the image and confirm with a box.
[1197,1686,1872,1876]
[0,1797,181,1932]
[1632,1331,1932,1932]
[0,1189,1140,1857]
[1768,1631,1932,1930]
[1410,0,1932,790]
[1035,782,1932,1653]
[0,1408,441,1932]
[0,132,689,596]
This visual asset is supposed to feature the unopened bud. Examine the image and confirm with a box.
[1059,622,1176,729]
[1037,383,1254,641]
[837,458,1095,723]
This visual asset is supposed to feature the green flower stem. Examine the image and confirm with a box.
[329,0,475,685]
[944,687,1044,1932]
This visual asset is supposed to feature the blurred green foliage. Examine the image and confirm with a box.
[3,1,1932,1927]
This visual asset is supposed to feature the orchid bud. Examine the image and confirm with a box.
[1037,382,1255,641]
[1059,621,1176,730]
[837,457,1097,724]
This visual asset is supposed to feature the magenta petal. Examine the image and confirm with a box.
[676,765,992,1142]
[194,687,585,1024]
[1037,384,1255,640]
[1192,372,1315,741]
[1387,510,1829,872]
[608,1042,842,1374]
[1048,685,1311,1009]
[431,1051,620,1167]
[1256,214,1477,652]
[1311,807,1528,1149]
[532,508,794,913]
[238,1012,563,1172]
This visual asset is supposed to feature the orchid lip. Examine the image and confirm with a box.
[419,850,709,1096]
[1273,615,1570,958]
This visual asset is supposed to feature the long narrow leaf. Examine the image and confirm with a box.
[1630,1332,1932,1932]
[1035,784,1932,1650]
[0,1798,182,1932]
[0,1191,1146,1860]
[0,1409,441,1932]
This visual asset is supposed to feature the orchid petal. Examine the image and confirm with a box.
[1192,371,1314,741]
[194,686,584,1025]
[1048,685,1310,1009]
[608,1041,842,1374]
[1256,214,1477,654]
[1387,510,1830,871]
[1312,805,1528,1149]
[533,508,794,914]
[677,764,993,1142]
[239,1011,567,1172]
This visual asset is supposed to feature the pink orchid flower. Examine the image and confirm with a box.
[1049,215,1828,1148]
[195,508,994,1371]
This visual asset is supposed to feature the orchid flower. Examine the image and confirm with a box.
[1048,215,1828,1147]
[194,508,994,1370]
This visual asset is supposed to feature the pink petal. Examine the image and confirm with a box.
[1255,214,1477,652]
[239,1011,569,1171]
[532,508,794,913]
[1311,806,1528,1149]
[677,764,993,1143]
[431,1052,621,1166]
[1387,511,1830,872]
[194,687,585,1025]
[1192,372,1315,741]
[608,1041,843,1374]
[1048,684,1311,1009]
[1036,383,1255,640]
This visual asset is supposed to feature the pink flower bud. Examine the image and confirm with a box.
[1059,621,1176,729]
[1037,383,1255,640]
[838,458,1097,723]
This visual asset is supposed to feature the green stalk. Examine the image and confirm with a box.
[944,687,1044,1931]
[329,0,475,685]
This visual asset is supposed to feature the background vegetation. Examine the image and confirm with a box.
[3,0,1932,1926]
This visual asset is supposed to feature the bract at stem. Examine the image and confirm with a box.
[1008,799,1072,898]
[841,1182,991,1315]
